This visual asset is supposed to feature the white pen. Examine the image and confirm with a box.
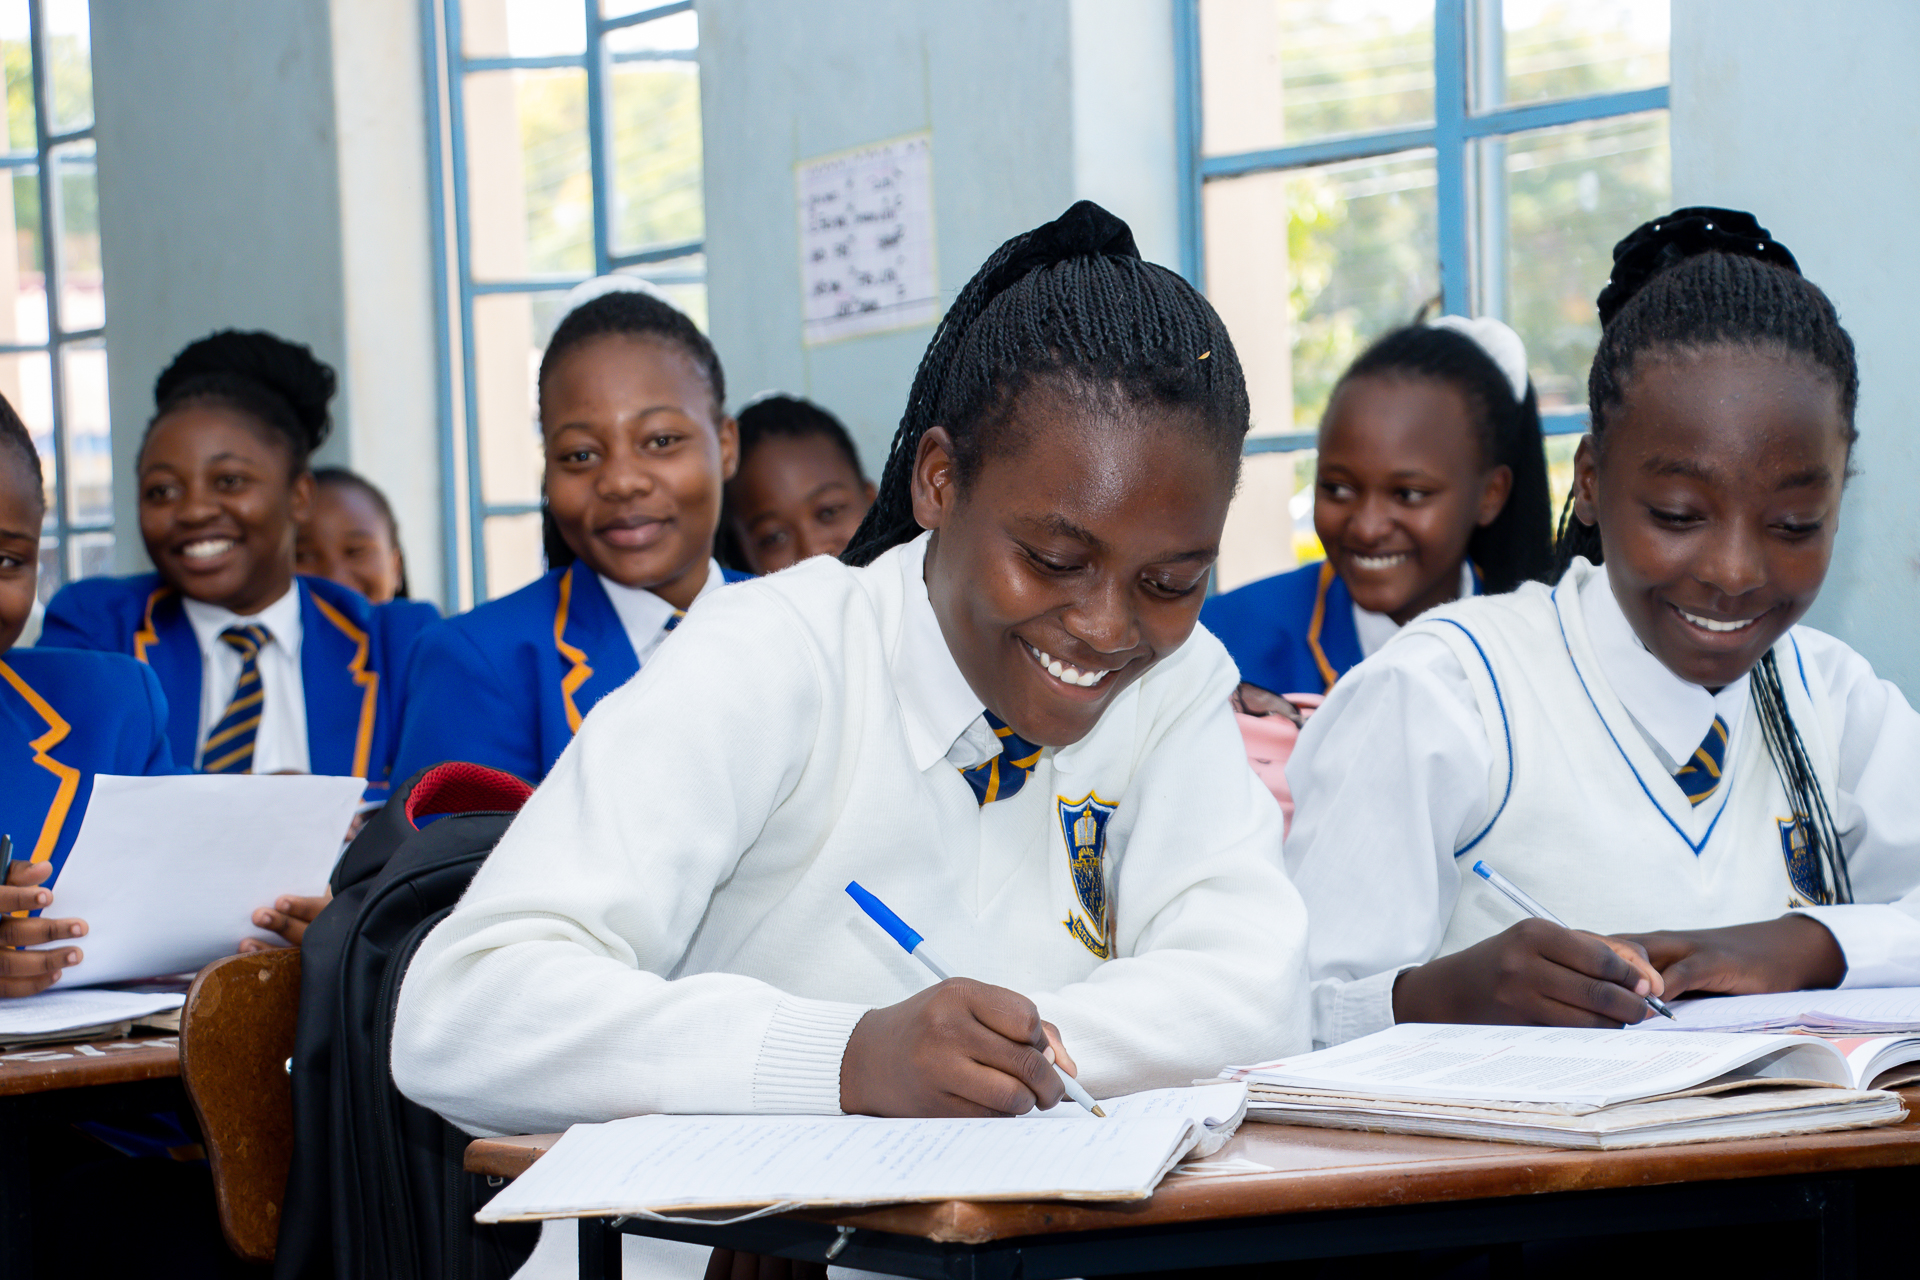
[1470,860,1676,1020]
[846,880,1107,1116]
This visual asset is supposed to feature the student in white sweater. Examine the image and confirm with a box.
[1286,209,1920,1049]
[392,202,1309,1279]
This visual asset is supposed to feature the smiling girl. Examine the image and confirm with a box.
[720,392,874,575]
[1203,317,1551,700]
[391,280,749,785]
[40,331,434,805]
[392,202,1307,1280]
[1285,209,1920,1046]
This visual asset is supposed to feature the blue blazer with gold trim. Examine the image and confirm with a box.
[37,574,437,802]
[392,562,749,784]
[1201,561,1362,698]
[2,647,180,878]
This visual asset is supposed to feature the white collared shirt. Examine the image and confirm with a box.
[1352,560,1478,659]
[597,560,729,668]
[889,554,1002,772]
[181,584,307,773]
[1285,561,1920,1045]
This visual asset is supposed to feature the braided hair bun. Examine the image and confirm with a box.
[151,329,337,465]
[1595,207,1800,326]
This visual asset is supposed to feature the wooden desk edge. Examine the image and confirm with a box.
[0,1034,180,1097]
[465,1102,1920,1245]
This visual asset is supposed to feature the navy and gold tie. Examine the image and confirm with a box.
[663,608,687,634]
[1674,715,1730,806]
[958,712,1043,805]
[202,624,270,774]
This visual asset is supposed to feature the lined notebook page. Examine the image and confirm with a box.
[476,1084,1250,1223]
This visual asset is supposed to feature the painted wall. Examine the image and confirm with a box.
[89,0,442,601]
[1671,0,1920,694]
[698,0,1177,473]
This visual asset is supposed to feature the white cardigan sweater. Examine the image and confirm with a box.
[391,534,1309,1138]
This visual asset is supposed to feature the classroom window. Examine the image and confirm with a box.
[1177,0,1669,590]
[422,0,704,609]
[0,0,105,603]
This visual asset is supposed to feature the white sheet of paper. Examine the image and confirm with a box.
[1639,987,1920,1033]
[39,773,362,986]
[0,987,184,1036]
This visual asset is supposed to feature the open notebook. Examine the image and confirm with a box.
[1222,1024,1908,1150]
[476,1082,1247,1224]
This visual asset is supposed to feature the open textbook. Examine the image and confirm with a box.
[0,987,185,1046]
[476,1083,1248,1223]
[34,773,362,987]
[1634,987,1920,1091]
[1220,1024,1908,1150]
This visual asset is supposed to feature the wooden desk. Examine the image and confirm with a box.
[0,1035,185,1280]
[467,1092,1920,1279]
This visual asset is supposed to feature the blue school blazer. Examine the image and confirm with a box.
[392,561,749,784]
[37,574,438,802]
[1,647,180,877]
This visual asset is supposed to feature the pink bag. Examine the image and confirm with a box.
[1232,691,1324,836]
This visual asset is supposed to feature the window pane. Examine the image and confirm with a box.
[483,512,544,599]
[36,535,56,601]
[1499,111,1669,409]
[2,171,46,345]
[1501,0,1669,107]
[65,528,109,583]
[50,139,98,331]
[609,59,702,255]
[1204,150,1438,436]
[461,0,584,60]
[41,0,90,134]
[602,8,696,54]
[1199,0,1432,157]
[470,291,559,508]
[1543,430,1580,518]
[464,68,591,279]
[59,338,105,524]
[1216,450,1319,597]
[1,1,32,150]
[0,349,52,509]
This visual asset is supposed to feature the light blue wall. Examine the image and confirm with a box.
[698,0,1178,473]
[1672,0,1920,696]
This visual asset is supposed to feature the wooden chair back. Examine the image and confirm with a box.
[179,947,302,1263]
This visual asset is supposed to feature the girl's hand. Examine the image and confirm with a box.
[1392,919,1663,1028]
[1618,915,1846,1000]
[1,859,87,997]
[840,977,1069,1117]
[240,890,333,952]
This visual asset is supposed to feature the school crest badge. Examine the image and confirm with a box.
[1057,792,1115,959]
[1778,814,1825,905]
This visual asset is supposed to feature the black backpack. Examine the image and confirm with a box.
[274,763,541,1280]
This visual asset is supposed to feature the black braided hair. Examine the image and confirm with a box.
[1558,206,1858,905]
[717,394,866,572]
[149,330,336,471]
[312,467,411,599]
[0,388,40,505]
[537,289,727,570]
[1334,324,1553,592]
[843,201,1248,566]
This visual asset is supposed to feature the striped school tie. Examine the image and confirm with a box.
[958,712,1043,805]
[1674,715,1730,806]
[662,608,687,633]
[202,624,271,774]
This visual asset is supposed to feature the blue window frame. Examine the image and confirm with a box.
[1174,0,1669,454]
[419,0,704,609]
[2,0,107,602]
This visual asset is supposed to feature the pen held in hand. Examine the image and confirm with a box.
[1470,860,1676,1020]
[845,880,1106,1117]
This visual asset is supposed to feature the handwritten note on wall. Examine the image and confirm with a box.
[797,133,937,345]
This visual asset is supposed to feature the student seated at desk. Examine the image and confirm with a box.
[1286,209,1920,1047]
[0,395,178,994]
[1201,316,1552,699]
[720,392,875,574]
[296,466,414,604]
[392,279,749,785]
[391,203,1309,1280]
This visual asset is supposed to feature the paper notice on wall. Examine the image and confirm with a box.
[797,133,937,345]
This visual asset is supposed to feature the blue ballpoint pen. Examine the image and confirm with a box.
[1471,860,1676,1020]
[845,880,1107,1117]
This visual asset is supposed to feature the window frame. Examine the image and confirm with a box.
[418,0,704,610]
[9,0,107,595]
[1172,0,1669,454]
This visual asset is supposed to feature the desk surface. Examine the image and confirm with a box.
[466,1088,1920,1246]
[0,1034,179,1097]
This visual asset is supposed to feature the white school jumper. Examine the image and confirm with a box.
[1287,558,1920,1048]
[392,532,1308,1280]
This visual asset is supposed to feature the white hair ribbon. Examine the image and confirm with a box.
[1426,314,1530,403]
[556,273,682,326]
